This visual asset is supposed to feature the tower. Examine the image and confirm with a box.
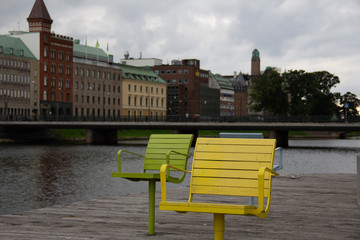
[27,0,53,33]
[251,49,260,76]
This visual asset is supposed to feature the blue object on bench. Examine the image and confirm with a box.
[220,132,283,206]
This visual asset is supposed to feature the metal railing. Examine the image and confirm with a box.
[0,114,359,123]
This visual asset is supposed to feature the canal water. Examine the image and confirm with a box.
[0,139,359,215]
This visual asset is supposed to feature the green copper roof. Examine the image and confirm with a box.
[0,35,36,59]
[118,64,166,84]
[212,73,234,90]
[73,40,109,62]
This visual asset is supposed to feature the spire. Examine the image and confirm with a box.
[27,0,53,23]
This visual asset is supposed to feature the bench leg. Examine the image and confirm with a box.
[214,213,225,240]
[148,179,156,235]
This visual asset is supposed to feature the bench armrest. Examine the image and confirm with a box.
[165,150,191,183]
[160,164,191,202]
[116,150,145,173]
[257,167,279,218]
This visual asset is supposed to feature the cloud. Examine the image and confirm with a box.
[1,0,360,96]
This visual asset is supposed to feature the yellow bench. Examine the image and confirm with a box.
[159,138,278,240]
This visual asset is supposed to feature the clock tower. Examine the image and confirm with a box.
[251,49,260,76]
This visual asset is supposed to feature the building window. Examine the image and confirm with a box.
[128,84,131,91]
[51,78,56,88]
[20,50,24,57]
[0,46,3,53]
[43,90,47,101]
[44,47,47,57]
[58,51,63,60]
[128,96,131,106]
[66,52,71,62]
[50,92,55,102]
[44,62,47,72]
[44,77,47,86]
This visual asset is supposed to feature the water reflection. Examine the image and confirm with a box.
[35,149,74,204]
[0,139,359,215]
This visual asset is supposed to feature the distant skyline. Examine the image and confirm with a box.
[1,0,359,96]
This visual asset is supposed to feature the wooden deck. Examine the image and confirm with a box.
[0,174,359,239]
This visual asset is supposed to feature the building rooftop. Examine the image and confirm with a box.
[27,0,52,22]
[73,40,109,62]
[211,72,234,90]
[0,35,36,59]
[118,64,166,84]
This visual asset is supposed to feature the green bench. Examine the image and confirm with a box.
[111,134,193,235]
[159,137,278,240]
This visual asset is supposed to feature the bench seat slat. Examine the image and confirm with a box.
[192,176,269,189]
[192,169,272,180]
[193,160,272,170]
[146,143,193,149]
[191,185,269,197]
[194,152,273,162]
[196,138,274,145]
[195,144,274,153]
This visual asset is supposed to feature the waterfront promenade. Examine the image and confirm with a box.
[0,174,359,239]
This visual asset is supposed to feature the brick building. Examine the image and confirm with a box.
[152,59,216,119]
[23,0,74,119]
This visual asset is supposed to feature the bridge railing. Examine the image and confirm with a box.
[0,114,359,123]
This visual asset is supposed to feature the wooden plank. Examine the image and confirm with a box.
[0,174,359,239]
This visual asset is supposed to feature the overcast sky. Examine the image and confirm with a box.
[1,0,359,96]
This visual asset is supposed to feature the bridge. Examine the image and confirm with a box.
[0,120,359,147]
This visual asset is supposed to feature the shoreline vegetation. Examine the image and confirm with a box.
[52,129,360,142]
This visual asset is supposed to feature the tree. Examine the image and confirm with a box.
[339,92,360,118]
[249,68,342,117]
[283,70,340,116]
[249,68,289,115]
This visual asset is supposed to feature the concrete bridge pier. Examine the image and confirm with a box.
[86,129,118,144]
[269,130,289,148]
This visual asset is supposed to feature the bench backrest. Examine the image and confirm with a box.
[189,138,276,199]
[219,132,264,139]
[143,134,193,172]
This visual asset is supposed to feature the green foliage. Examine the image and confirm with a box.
[53,129,87,139]
[283,70,340,115]
[250,68,289,115]
[339,92,360,117]
[249,68,352,116]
